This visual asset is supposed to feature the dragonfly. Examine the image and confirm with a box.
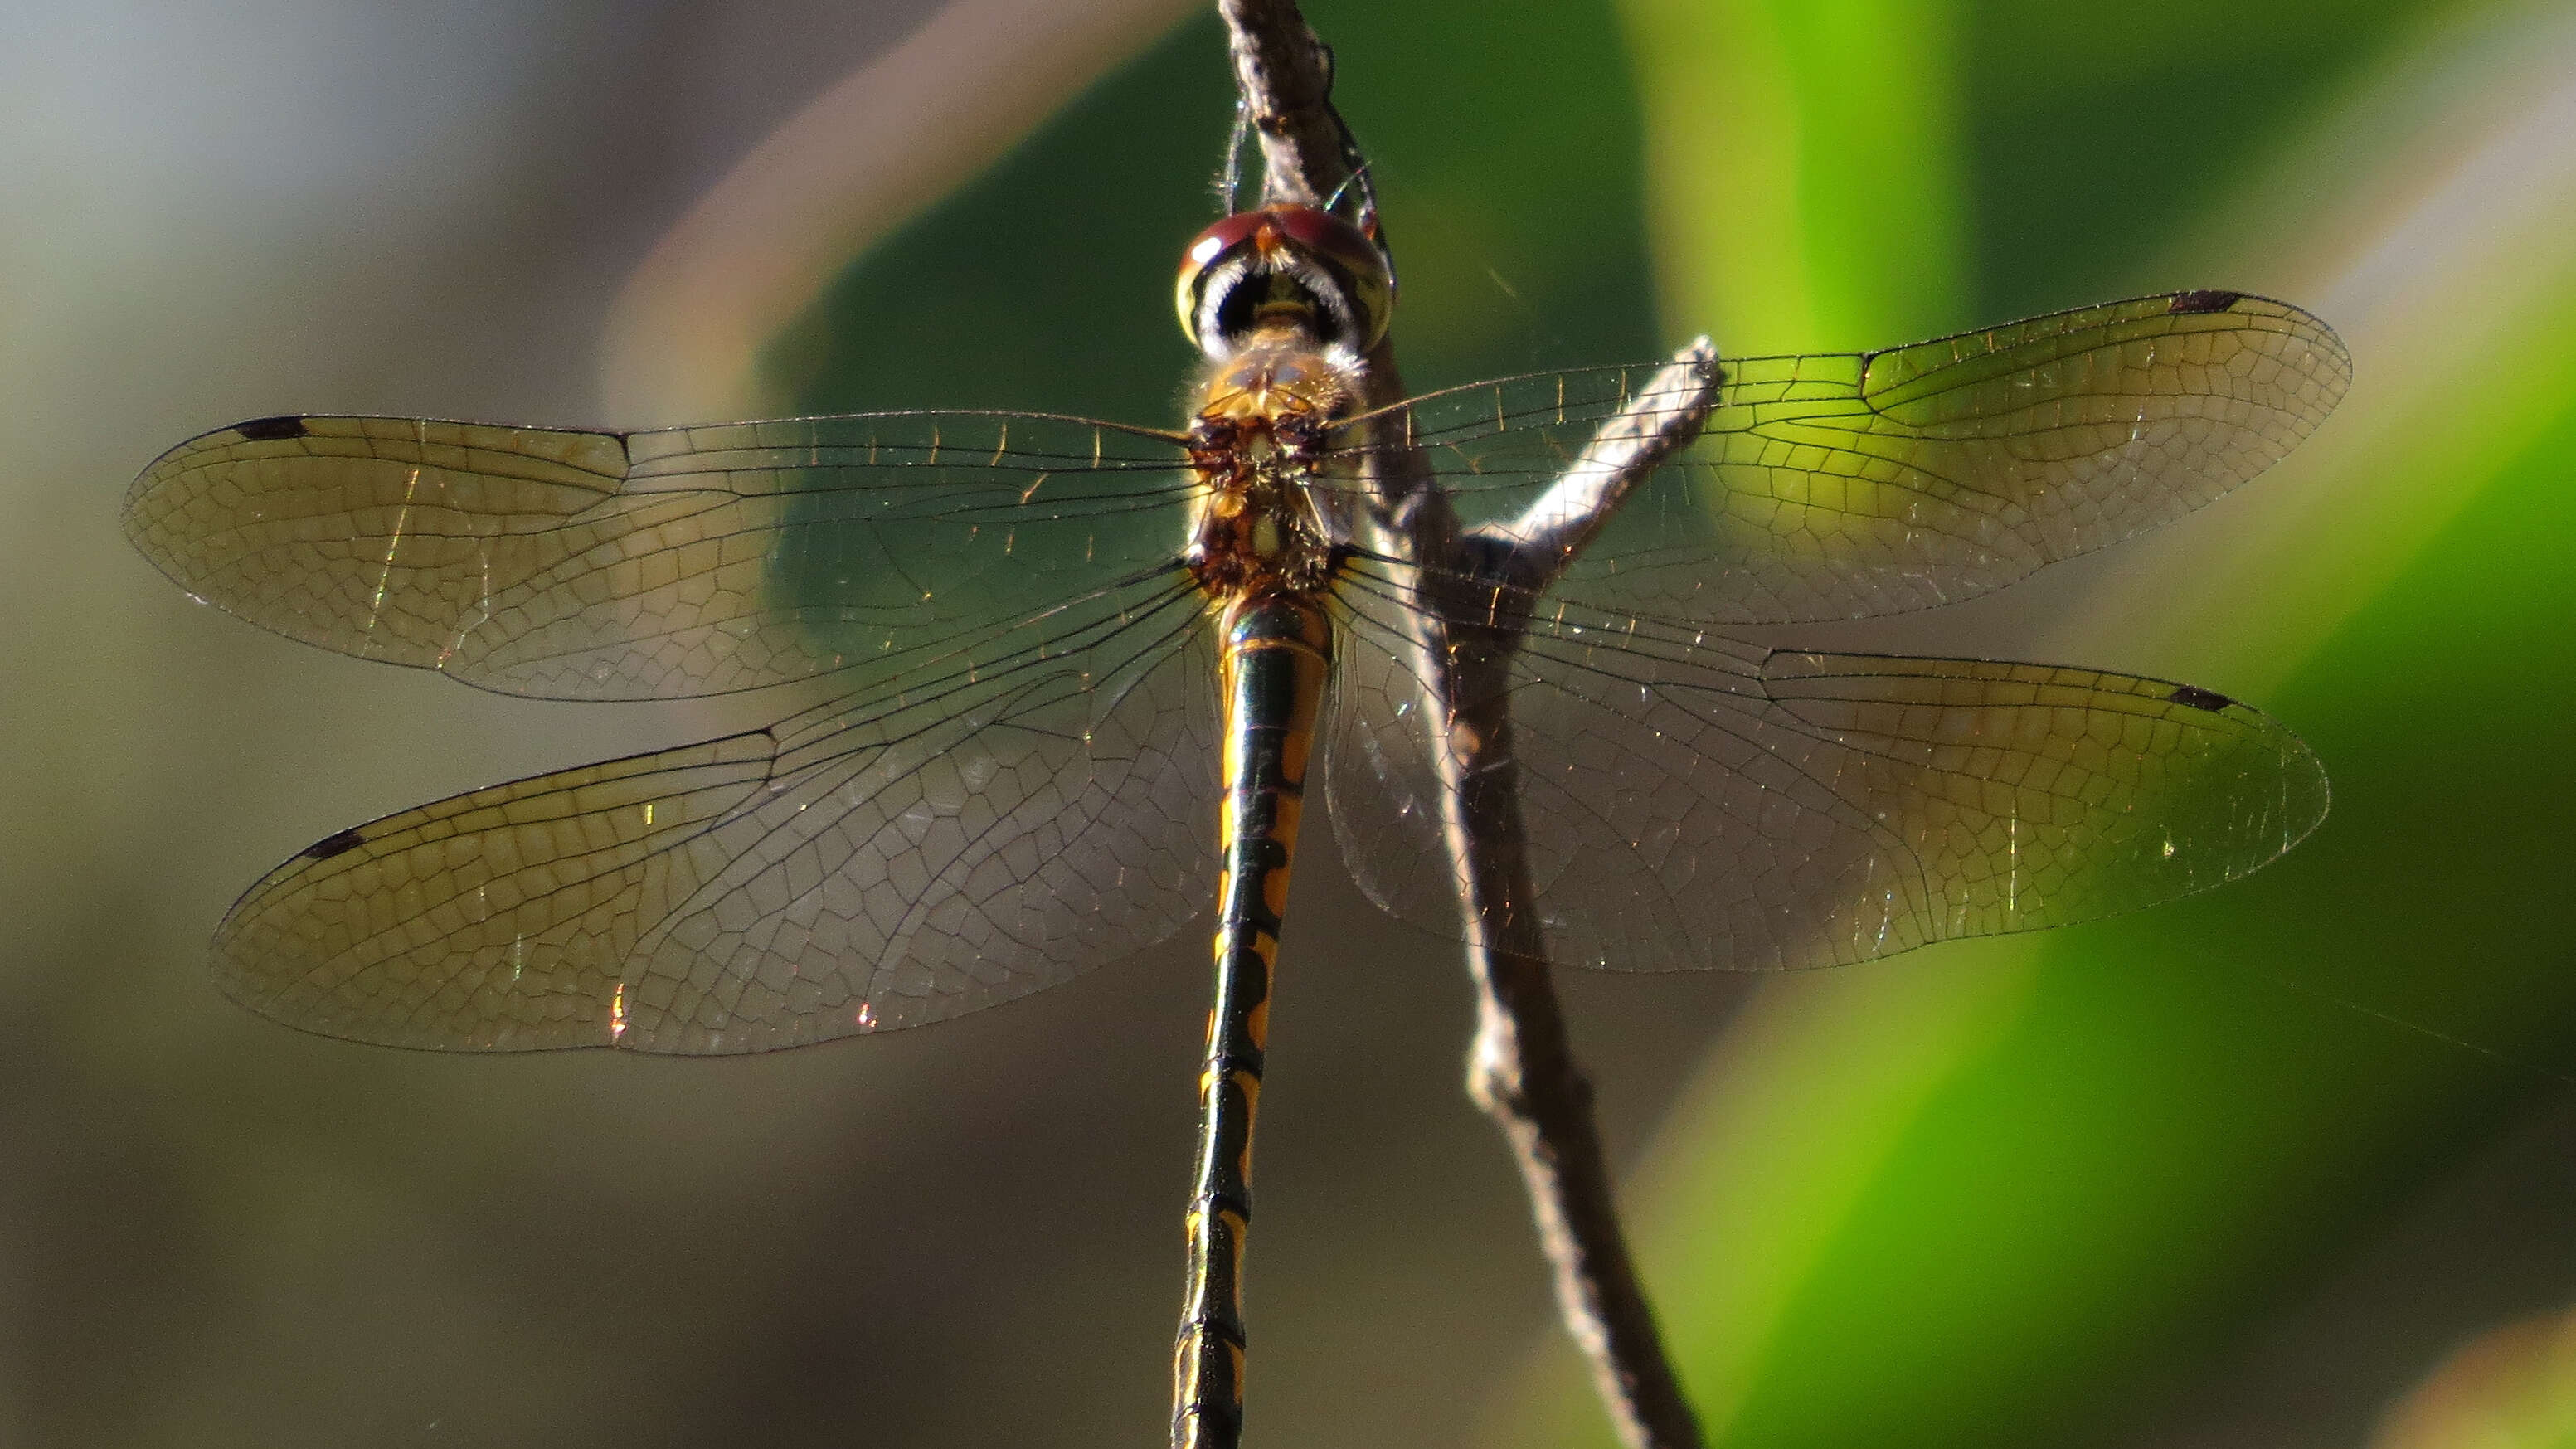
[125,202,2347,1448]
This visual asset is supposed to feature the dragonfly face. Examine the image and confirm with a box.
[1175,202,1393,362]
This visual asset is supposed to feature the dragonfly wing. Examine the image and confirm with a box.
[125,411,1191,699]
[1329,575,2325,972]
[216,579,1219,1053]
[1359,292,2348,623]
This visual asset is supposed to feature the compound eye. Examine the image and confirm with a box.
[1174,205,1396,358]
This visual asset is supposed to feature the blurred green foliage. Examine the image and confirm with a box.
[1962,0,2458,312]
[1622,0,1971,352]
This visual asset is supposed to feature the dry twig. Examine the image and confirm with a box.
[1213,4,1718,1447]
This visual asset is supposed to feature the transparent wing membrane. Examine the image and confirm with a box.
[1341,292,2350,623]
[1329,565,2326,973]
[124,411,1194,700]
[213,578,1218,1053]
[138,289,2342,1049]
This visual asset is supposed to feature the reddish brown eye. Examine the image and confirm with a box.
[1174,204,1396,357]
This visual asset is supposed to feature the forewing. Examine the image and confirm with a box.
[1329,571,2325,972]
[124,411,1192,699]
[216,577,1219,1053]
[1350,292,2348,623]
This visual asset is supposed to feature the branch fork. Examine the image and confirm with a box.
[1216,5,1722,1447]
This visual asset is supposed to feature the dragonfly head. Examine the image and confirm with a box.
[1176,205,1394,362]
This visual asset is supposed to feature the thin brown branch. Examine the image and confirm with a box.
[1470,343,1721,589]
[1407,356,1718,1449]
[1211,4,1718,1447]
[1214,0,1353,211]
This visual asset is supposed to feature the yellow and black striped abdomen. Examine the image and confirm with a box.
[1172,591,1332,1449]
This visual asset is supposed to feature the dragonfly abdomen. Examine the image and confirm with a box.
[1173,591,1331,1449]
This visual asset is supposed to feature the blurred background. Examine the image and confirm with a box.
[5,0,2574,1445]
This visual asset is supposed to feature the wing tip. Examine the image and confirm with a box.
[299,827,367,861]
[2166,288,2351,382]
[2167,289,2247,316]
[232,414,312,441]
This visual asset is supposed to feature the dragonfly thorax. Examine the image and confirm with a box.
[1184,323,1350,601]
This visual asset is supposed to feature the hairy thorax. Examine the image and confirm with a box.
[1183,322,1358,602]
